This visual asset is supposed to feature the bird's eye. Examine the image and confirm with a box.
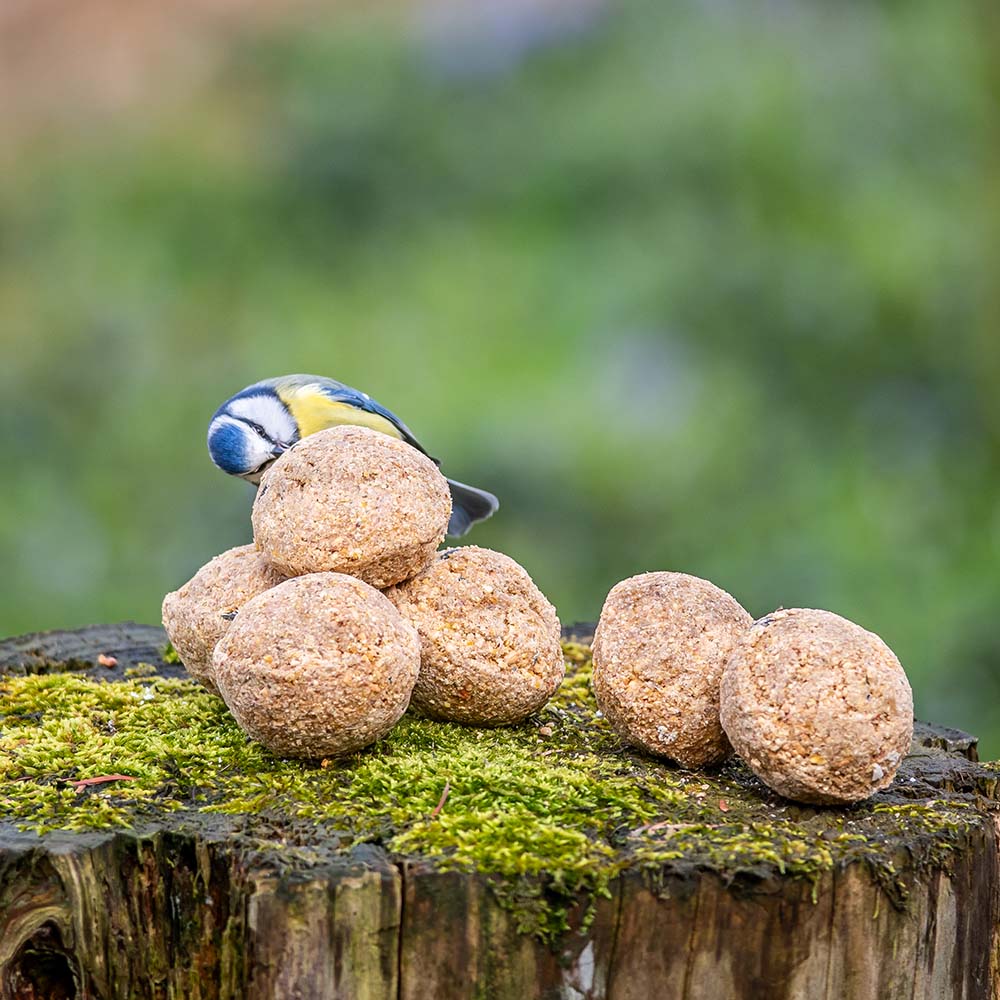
[246,420,268,438]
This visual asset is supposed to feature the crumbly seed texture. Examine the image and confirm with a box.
[161,544,286,694]
[384,546,564,726]
[591,572,752,768]
[213,572,420,758]
[251,425,452,588]
[720,608,914,804]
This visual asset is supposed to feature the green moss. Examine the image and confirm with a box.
[161,642,181,665]
[125,662,160,678]
[0,642,987,941]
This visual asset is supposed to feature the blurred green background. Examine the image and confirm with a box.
[2,0,998,753]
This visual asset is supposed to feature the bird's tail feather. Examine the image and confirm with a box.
[446,479,499,537]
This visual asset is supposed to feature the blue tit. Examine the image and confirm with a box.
[207,374,499,537]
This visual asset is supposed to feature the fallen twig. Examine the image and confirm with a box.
[430,780,451,819]
[71,774,135,793]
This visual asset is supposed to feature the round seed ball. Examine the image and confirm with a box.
[720,609,914,804]
[251,425,452,589]
[213,572,420,758]
[592,572,752,768]
[383,546,564,726]
[161,545,286,694]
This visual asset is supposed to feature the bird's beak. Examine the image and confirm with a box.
[271,446,285,458]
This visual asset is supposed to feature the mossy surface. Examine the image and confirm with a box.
[0,639,989,939]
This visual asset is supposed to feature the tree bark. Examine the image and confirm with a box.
[1,623,998,1000]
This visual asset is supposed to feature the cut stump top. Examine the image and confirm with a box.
[1,622,995,890]
[1,622,998,1000]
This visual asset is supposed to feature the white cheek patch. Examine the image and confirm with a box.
[228,394,298,445]
[245,432,278,469]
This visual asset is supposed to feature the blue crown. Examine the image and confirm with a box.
[207,420,251,475]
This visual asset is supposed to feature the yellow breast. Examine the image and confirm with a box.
[280,387,404,442]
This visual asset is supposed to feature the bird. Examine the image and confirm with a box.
[207,374,499,537]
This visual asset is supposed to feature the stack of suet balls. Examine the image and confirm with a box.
[166,373,915,805]
[163,375,563,758]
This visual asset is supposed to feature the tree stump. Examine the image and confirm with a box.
[0,623,998,1000]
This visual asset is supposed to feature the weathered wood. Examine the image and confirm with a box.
[1,624,998,1000]
[0,623,187,682]
[397,863,620,999]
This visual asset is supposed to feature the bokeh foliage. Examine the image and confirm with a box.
[1,0,998,751]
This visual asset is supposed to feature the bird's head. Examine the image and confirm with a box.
[207,387,299,483]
